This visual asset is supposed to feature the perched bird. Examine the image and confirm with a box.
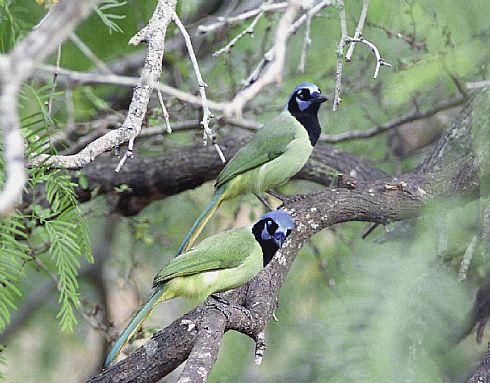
[177,82,327,254]
[104,210,295,368]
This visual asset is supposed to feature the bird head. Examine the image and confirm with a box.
[286,82,328,146]
[287,82,328,115]
[256,210,295,248]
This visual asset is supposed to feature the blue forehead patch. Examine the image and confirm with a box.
[259,210,295,230]
[292,82,320,94]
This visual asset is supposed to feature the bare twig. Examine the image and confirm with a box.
[113,0,177,172]
[36,65,226,111]
[156,90,172,133]
[333,0,390,110]
[345,0,369,61]
[241,1,330,89]
[212,5,267,58]
[367,22,427,51]
[319,95,466,143]
[115,138,135,173]
[197,2,289,34]
[0,0,97,216]
[346,37,392,78]
[297,10,312,73]
[173,13,226,163]
[225,0,300,118]
[332,0,348,111]
[213,142,226,163]
[47,43,62,118]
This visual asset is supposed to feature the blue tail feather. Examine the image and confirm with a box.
[103,287,164,368]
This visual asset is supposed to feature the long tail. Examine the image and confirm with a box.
[176,187,225,255]
[103,286,166,368]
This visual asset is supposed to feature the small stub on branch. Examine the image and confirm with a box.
[254,331,267,365]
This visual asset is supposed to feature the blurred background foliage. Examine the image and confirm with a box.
[0,0,489,382]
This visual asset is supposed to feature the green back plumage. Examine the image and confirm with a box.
[155,225,259,286]
[216,112,300,188]
[178,111,311,254]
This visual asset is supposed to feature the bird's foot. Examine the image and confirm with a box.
[210,294,230,305]
[208,295,254,322]
[266,189,287,203]
[254,193,273,210]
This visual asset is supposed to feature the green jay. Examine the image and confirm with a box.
[177,82,327,255]
[104,210,295,368]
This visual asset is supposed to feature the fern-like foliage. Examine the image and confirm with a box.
[0,83,93,333]
[0,345,6,380]
[39,173,92,331]
[95,0,127,33]
[0,214,29,330]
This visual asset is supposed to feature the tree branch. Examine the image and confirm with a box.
[30,0,178,172]
[344,0,369,61]
[0,0,97,215]
[224,0,300,118]
[239,1,331,92]
[332,0,348,111]
[87,162,479,383]
[76,140,387,216]
[320,94,467,143]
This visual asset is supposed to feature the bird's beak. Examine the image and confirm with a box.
[273,232,287,248]
[311,94,329,104]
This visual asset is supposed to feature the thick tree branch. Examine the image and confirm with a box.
[87,161,479,383]
[77,141,387,216]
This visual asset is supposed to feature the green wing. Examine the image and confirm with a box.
[215,112,299,188]
[153,226,257,286]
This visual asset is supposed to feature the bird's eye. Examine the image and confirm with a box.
[266,220,279,235]
[297,88,310,101]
